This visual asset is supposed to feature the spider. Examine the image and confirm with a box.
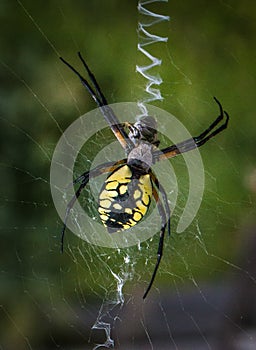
[59,52,229,299]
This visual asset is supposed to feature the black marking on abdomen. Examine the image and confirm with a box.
[98,165,152,232]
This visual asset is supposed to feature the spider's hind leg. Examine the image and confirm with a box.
[60,159,127,252]
[61,178,88,253]
[143,171,171,299]
[151,171,171,236]
[143,186,167,299]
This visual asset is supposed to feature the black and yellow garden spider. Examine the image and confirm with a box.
[60,52,229,299]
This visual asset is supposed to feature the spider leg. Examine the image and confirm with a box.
[153,97,229,162]
[72,159,126,186]
[60,56,102,107]
[61,159,127,252]
[61,178,88,253]
[60,54,134,153]
[193,97,229,147]
[150,170,171,236]
[193,97,225,142]
[77,52,108,105]
[143,179,168,299]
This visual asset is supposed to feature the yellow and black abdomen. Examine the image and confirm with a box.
[98,165,152,232]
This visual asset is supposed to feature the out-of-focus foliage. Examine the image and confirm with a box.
[1,0,256,348]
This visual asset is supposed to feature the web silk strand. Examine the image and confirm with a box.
[137,0,170,116]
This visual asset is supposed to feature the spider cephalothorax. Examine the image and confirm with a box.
[128,115,159,146]
[59,52,229,298]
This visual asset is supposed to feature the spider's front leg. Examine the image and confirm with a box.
[193,97,229,147]
[60,53,134,154]
[153,97,229,162]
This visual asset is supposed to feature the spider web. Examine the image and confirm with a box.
[1,1,256,349]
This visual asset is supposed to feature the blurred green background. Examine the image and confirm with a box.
[1,0,256,349]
